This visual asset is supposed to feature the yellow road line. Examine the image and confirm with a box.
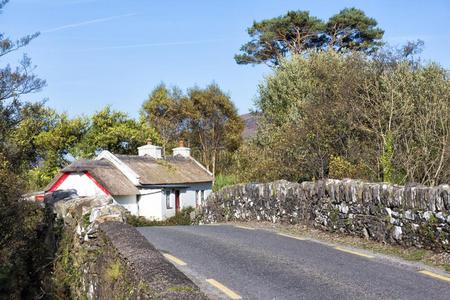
[234,225,255,230]
[334,247,374,258]
[277,232,307,241]
[206,279,242,299]
[163,253,187,266]
[419,270,450,282]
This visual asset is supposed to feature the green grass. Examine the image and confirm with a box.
[164,285,196,293]
[105,261,122,281]
[82,213,91,228]
[444,264,450,273]
[401,249,426,261]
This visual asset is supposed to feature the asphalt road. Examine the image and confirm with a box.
[137,225,450,300]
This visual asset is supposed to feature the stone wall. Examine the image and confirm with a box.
[49,195,206,299]
[202,179,450,252]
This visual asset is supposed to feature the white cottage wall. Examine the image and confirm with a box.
[113,195,138,215]
[57,172,107,197]
[138,189,163,220]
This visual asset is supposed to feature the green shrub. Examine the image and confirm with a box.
[127,207,195,227]
[328,155,370,180]
[213,174,238,192]
[0,200,55,299]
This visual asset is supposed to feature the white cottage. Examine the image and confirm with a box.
[45,142,213,220]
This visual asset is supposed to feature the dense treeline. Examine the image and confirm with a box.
[22,82,242,190]
[235,49,450,186]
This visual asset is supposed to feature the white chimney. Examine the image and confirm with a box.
[138,140,162,159]
[172,140,191,158]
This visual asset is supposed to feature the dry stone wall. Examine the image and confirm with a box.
[202,179,450,252]
[49,195,206,299]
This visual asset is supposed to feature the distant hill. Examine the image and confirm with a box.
[241,113,257,139]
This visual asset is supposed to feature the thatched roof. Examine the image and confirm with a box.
[46,154,213,195]
[46,159,139,195]
[115,155,213,185]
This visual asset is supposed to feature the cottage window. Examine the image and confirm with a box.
[201,190,205,203]
[165,191,172,209]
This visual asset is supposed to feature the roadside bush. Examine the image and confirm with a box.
[238,50,450,186]
[213,174,238,192]
[328,156,370,180]
[0,200,55,299]
[0,157,56,299]
[127,207,195,227]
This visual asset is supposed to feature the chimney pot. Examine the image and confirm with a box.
[138,141,162,158]
[172,141,190,158]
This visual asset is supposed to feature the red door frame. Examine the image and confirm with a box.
[175,190,180,213]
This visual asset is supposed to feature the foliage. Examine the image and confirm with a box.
[141,83,183,155]
[236,49,450,186]
[23,109,88,190]
[142,83,244,175]
[52,223,79,298]
[213,174,238,192]
[75,106,160,158]
[127,207,195,227]
[0,201,54,299]
[0,2,55,298]
[380,132,395,183]
[235,8,383,66]
[0,156,54,298]
[22,105,160,189]
[328,156,369,180]
[105,261,122,281]
[184,84,244,175]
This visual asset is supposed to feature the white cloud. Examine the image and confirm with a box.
[42,13,136,33]
[80,39,228,51]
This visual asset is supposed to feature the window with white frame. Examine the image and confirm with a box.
[201,190,205,204]
[165,190,172,209]
[195,190,200,207]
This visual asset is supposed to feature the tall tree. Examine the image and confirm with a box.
[235,8,383,66]
[326,8,384,52]
[184,84,243,176]
[0,0,45,192]
[235,10,324,66]
[0,4,44,161]
[141,84,183,155]
[141,83,244,176]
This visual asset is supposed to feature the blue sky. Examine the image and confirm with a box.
[3,0,450,117]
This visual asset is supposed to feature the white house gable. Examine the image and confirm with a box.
[55,172,109,197]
